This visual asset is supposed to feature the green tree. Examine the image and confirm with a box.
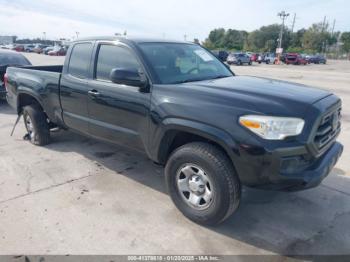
[246,24,286,51]
[302,23,334,53]
[341,32,350,54]
[203,28,226,49]
[222,29,247,50]
[289,29,306,49]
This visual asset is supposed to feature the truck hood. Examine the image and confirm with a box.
[182,75,332,116]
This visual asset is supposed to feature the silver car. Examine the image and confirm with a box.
[227,53,252,66]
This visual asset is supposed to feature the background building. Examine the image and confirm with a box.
[0,35,15,45]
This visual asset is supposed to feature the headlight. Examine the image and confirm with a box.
[239,115,305,140]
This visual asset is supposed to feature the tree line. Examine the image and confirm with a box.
[203,22,350,56]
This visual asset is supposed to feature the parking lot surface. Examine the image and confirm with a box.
[0,53,349,255]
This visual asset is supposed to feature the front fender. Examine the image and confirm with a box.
[154,117,240,164]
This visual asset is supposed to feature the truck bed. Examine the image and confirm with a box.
[17,65,63,73]
[5,65,63,125]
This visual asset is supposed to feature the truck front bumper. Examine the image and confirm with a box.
[234,142,343,191]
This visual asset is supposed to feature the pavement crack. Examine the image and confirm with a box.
[0,173,96,205]
[320,184,350,197]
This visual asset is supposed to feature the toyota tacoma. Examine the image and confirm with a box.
[5,37,343,225]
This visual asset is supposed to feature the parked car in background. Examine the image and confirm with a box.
[250,53,259,62]
[309,55,327,64]
[13,45,25,52]
[211,50,229,62]
[227,53,252,65]
[0,50,31,99]
[48,46,67,56]
[33,44,49,54]
[43,46,55,55]
[263,53,276,64]
[24,44,35,52]
[285,53,308,65]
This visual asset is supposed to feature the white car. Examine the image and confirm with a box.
[264,53,276,64]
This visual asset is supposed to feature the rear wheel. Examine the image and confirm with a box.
[165,142,241,225]
[23,105,50,146]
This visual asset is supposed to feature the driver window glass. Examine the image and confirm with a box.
[95,45,141,81]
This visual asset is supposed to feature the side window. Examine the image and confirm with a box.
[68,43,92,78]
[95,45,141,81]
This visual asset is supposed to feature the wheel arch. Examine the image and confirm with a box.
[16,90,44,114]
[156,118,239,167]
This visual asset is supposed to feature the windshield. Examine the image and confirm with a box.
[0,53,31,66]
[138,43,233,84]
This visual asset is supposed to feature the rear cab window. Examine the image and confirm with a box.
[68,43,93,78]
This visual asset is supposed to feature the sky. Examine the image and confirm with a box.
[0,0,349,42]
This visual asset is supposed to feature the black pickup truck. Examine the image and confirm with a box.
[5,37,343,225]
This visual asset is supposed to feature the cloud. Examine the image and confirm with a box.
[0,0,348,41]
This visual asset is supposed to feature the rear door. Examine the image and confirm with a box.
[86,41,151,151]
[60,42,94,134]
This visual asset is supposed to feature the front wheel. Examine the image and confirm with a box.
[23,105,50,146]
[165,142,241,225]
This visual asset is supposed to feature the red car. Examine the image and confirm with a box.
[250,53,259,62]
[13,45,25,52]
[285,53,307,65]
[48,47,66,56]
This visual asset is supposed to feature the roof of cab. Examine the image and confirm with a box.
[73,36,193,45]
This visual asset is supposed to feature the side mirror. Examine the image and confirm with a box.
[110,68,149,91]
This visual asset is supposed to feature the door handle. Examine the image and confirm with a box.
[88,90,100,96]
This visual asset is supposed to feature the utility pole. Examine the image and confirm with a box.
[75,32,80,39]
[184,34,187,41]
[277,11,289,64]
[331,19,336,36]
[291,13,296,33]
[322,16,327,32]
[42,32,46,41]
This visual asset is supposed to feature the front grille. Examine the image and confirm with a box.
[314,107,341,150]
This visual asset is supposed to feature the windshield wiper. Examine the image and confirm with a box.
[172,75,231,84]
[209,75,231,80]
[172,78,206,84]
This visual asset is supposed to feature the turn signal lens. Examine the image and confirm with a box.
[239,119,261,129]
[239,115,305,140]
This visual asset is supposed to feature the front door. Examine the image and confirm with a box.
[87,43,151,151]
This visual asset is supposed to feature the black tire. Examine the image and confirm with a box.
[248,61,252,65]
[165,142,241,225]
[23,104,50,146]
[237,60,242,66]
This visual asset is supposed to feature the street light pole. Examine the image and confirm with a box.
[277,11,289,64]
